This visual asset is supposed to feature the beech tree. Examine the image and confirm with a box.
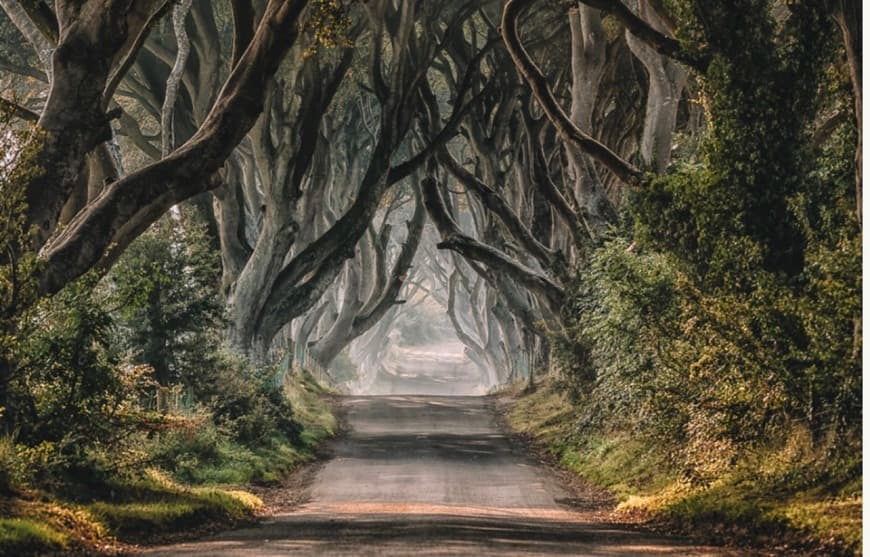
[1,0,859,399]
[240,0,492,358]
[1,0,309,300]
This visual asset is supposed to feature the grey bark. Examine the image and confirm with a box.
[502,0,644,189]
[161,0,194,156]
[564,5,616,231]
[0,0,54,68]
[625,0,686,173]
[422,175,565,313]
[251,0,486,353]
[37,0,312,295]
[310,184,426,367]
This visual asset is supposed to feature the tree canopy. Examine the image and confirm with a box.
[0,2,861,549]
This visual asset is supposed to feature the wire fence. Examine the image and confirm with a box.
[273,343,343,392]
[139,384,196,415]
[138,344,343,416]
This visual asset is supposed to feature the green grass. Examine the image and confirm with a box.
[0,474,261,555]
[503,379,676,500]
[83,369,338,542]
[0,518,69,555]
[286,369,339,445]
[0,496,108,556]
[164,369,338,486]
[169,436,304,485]
[781,497,862,551]
[501,376,862,556]
[560,436,675,498]
[82,469,262,539]
[0,368,339,555]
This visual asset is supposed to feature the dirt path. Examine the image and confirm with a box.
[141,396,756,556]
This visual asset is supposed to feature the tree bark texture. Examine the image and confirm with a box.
[36,0,310,296]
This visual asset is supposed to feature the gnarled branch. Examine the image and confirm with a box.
[501,0,644,188]
[422,175,565,312]
[577,0,710,71]
[37,0,311,295]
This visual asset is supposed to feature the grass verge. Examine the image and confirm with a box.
[0,473,260,556]
[0,369,338,556]
[162,369,339,486]
[498,376,861,556]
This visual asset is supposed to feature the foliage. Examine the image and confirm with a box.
[554,0,859,472]
[208,361,302,446]
[0,107,43,445]
[107,211,223,386]
[305,0,353,57]
[0,166,332,552]
[504,378,861,555]
[546,3,860,551]
[148,369,334,485]
[1,278,156,488]
[636,1,833,284]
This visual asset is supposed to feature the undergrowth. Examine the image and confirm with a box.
[150,369,337,486]
[501,377,861,556]
[0,369,336,556]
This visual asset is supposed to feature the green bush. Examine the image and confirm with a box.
[2,279,154,488]
[108,212,223,387]
[191,355,302,447]
[553,1,859,492]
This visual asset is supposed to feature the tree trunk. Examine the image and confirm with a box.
[831,0,861,226]
[625,0,687,173]
[565,5,616,231]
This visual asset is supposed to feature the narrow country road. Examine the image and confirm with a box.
[143,396,751,556]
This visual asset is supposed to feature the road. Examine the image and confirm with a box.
[143,396,750,556]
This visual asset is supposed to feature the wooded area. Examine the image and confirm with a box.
[0,0,861,553]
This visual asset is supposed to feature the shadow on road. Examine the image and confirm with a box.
[145,511,737,556]
[141,396,751,556]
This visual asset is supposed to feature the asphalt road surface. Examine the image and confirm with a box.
[143,396,750,556]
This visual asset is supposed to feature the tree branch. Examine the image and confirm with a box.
[103,1,170,108]
[0,0,55,66]
[161,0,193,156]
[501,0,644,187]
[36,0,311,295]
[422,175,565,312]
[0,97,38,122]
[354,183,426,332]
[577,0,710,71]
[438,146,554,266]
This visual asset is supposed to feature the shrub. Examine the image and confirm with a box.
[2,279,154,487]
[200,356,302,447]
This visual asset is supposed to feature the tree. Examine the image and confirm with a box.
[108,211,221,386]
[0,0,310,300]
[241,0,494,357]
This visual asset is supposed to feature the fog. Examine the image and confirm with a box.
[342,293,496,396]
